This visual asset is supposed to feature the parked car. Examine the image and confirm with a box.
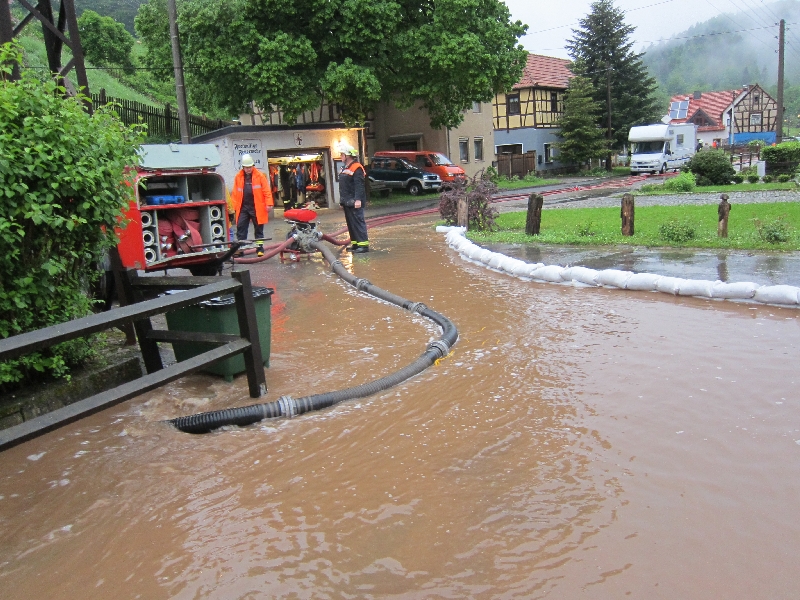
[368,156,442,195]
[373,150,466,182]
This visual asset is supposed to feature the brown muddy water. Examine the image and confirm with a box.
[1,217,800,599]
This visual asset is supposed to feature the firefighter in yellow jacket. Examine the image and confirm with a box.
[230,154,273,256]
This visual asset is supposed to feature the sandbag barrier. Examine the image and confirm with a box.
[438,226,800,307]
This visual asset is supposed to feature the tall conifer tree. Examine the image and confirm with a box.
[555,74,608,169]
[567,0,660,169]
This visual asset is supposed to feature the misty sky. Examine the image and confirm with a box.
[504,0,761,59]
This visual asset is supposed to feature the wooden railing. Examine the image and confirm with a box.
[0,269,266,451]
[91,89,234,139]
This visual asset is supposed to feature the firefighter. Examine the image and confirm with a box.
[230,154,273,256]
[337,143,369,253]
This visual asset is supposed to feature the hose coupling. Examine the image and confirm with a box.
[354,278,371,291]
[330,260,343,270]
[278,395,297,418]
[406,302,427,314]
[427,340,451,358]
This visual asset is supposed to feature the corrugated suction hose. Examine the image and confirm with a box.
[170,240,458,434]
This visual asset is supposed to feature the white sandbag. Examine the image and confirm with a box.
[477,249,494,264]
[625,273,661,291]
[501,258,526,274]
[678,279,714,298]
[465,246,483,260]
[511,262,535,277]
[562,266,599,286]
[529,265,566,282]
[487,254,505,270]
[655,276,684,295]
[754,285,800,305]
[436,225,455,233]
[710,281,759,299]
[596,269,633,289]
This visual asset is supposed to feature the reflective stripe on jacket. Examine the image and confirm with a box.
[231,168,273,224]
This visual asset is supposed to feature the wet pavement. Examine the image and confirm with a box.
[1,198,800,598]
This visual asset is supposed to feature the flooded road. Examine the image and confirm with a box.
[1,217,800,598]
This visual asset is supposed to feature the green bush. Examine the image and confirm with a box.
[696,175,712,186]
[761,141,800,174]
[763,174,774,183]
[685,150,735,185]
[747,174,760,184]
[661,171,696,192]
[658,219,696,242]
[0,43,144,392]
[778,174,791,183]
[732,173,744,184]
[754,216,792,244]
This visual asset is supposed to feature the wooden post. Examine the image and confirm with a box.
[718,193,731,238]
[621,193,635,236]
[164,103,172,137]
[457,195,468,229]
[525,193,543,235]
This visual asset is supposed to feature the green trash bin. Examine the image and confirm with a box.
[165,286,273,382]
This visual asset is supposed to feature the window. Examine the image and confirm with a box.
[550,91,558,113]
[507,94,520,116]
[496,144,522,155]
[676,134,684,145]
[544,143,554,164]
[473,138,484,161]
[459,138,469,162]
[750,113,762,126]
[415,155,433,167]
[472,102,482,113]
[393,141,418,151]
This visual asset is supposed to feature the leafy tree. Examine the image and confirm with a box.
[555,73,608,168]
[134,0,174,82]
[0,43,144,391]
[76,0,145,35]
[135,0,529,127]
[77,9,135,71]
[566,0,661,169]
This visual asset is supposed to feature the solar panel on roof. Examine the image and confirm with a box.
[668,101,688,120]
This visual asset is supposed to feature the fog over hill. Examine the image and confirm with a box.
[643,0,800,99]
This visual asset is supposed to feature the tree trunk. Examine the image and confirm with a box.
[525,193,543,235]
[621,193,635,236]
[718,194,731,238]
[457,195,468,229]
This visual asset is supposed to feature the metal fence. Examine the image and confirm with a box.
[91,89,233,139]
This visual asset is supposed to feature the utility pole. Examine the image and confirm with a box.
[168,0,191,144]
[605,64,612,171]
[776,19,785,143]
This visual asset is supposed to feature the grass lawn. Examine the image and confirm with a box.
[469,202,800,251]
[367,189,440,207]
[636,182,798,195]
[494,176,561,190]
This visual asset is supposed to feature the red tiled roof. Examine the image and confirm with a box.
[514,54,573,90]
[668,89,745,130]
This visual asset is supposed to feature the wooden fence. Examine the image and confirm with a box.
[496,152,537,178]
[91,89,233,139]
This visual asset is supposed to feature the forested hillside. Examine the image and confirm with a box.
[643,0,800,121]
[75,0,143,34]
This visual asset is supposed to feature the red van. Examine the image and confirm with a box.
[373,150,466,182]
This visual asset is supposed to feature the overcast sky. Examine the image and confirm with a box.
[505,0,731,59]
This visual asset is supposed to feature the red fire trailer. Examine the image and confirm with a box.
[116,144,231,276]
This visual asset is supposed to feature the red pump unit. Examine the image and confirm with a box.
[117,144,231,276]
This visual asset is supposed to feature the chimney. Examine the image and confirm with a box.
[693,91,702,100]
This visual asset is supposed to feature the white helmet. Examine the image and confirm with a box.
[337,142,358,157]
[241,154,255,167]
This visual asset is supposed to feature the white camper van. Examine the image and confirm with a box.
[629,123,697,174]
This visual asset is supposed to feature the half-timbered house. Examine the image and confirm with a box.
[667,84,777,147]
[492,54,573,173]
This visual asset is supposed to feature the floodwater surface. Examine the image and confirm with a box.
[1,217,799,598]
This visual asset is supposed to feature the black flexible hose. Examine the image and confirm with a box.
[170,239,458,434]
